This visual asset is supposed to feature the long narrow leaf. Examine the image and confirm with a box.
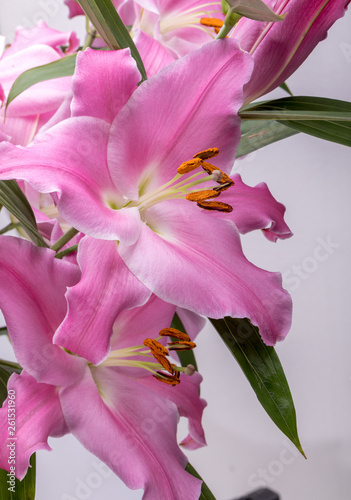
[77,0,147,81]
[0,328,8,337]
[6,55,77,112]
[0,181,48,247]
[237,119,298,157]
[240,97,351,147]
[280,82,293,96]
[210,317,305,457]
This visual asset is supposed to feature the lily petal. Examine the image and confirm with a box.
[111,294,176,351]
[231,0,351,103]
[107,39,253,200]
[119,201,292,345]
[0,119,142,243]
[176,308,206,340]
[60,367,202,500]
[72,48,141,123]
[137,371,207,449]
[0,372,67,480]
[0,237,85,386]
[54,237,151,365]
[220,173,293,241]
[134,29,175,77]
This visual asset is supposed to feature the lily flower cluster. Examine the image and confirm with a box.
[0,0,349,498]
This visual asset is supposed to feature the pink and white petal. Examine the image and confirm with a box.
[72,48,141,123]
[39,92,73,133]
[176,308,206,340]
[137,371,207,449]
[117,0,137,25]
[236,0,350,103]
[111,294,176,351]
[0,372,68,480]
[161,28,214,59]
[0,83,5,104]
[0,114,40,146]
[3,21,79,57]
[134,30,175,77]
[64,0,85,18]
[1,46,71,116]
[179,434,204,450]
[108,39,253,200]
[0,118,142,243]
[60,367,202,500]
[219,173,293,241]
[54,237,151,364]
[0,129,11,143]
[119,201,292,345]
[0,236,85,386]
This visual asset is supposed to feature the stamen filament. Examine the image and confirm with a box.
[136,171,219,211]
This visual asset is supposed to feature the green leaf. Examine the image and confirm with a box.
[171,313,198,372]
[209,317,305,457]
[0,181,48,247]
[77,0,147,82]
[237,119,298,157]
[0,327,9,337]
[0,360,22,414]
[0,361,36,500]
[6,55,76,112]
[240,97,351,147]
[185,463,217,500]
[0,456,36,500]
[280,82,293,96]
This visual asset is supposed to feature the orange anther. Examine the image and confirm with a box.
[194,148,219,160]
[153,370,180,386]
[177,157,202,174]
[186,189,220,202]
[197,200,233,213]
[200,17,224,29]
[167,341,197,351]
[159,327,191,342]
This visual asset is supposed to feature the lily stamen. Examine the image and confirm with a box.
[167,340,197,351]
[159,327,191,341]
[197,200,233,212]
[200,18,224,29]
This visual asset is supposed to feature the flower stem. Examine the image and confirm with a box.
[51,227,79,252]
[55,244,79,259]
[0,222,20,235]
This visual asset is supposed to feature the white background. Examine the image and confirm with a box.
[0,2,350,499]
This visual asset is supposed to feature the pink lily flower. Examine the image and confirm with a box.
[0,21,79,145]
[133,1,223,54]
[0,236,206,499]
[0,43,292,363]
[229,0,351,104]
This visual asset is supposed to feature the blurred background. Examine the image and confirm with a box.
[0,2,350,499]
